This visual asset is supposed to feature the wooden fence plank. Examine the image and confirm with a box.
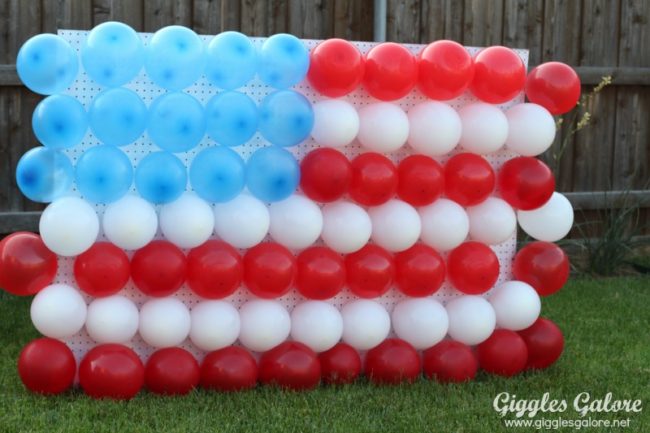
[572,0,620,192]
[288,0,334,39]
[333,0,373,41]
[104,0,144,30]
[462,0,504,46]
[502,0,543,65]
[42,0,92,32]
[540,0,582,192]
[192,0,222,35]
[240,0,267,36]
[613,0,650,190]
[220,0,241,31]
[143,0,192,32]
[387,0,420,43]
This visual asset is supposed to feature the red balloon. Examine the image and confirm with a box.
[130,240,187,297]
[498,156,555,210]
[318,343,361,385]
[447,242,500,294]
[74,242,130,297]
[243,242,296,299]
[296,246,345,300]
[365,339,421,385]
[300,148,352,203]
[187,240,243,299]
[526,62,581,115]
[144,348,200,395]
[307,38,365,97]
[477,330,528,377]
[200,346,258,392]
[422,340,478,383]
[346,244,395,298]
[397,155,445,206]
[417,40,474,100]
[0,232,57,296]
[79,344,145,400]
[513,241,569,296]
[18,338,76,394]
[444,153,495,206]
[518,318,564,370]
[470,46,526,103]
[349,153,398,206]
[394,244,445,297]
[363,42,418,101]
[259,342,321,390]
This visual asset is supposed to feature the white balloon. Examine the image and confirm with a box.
[341,299,390,350]
[269,194,323,250]
[85,295,139,344]
[517,192,574,242]
[407,101,461,156]
[446,295,496,345]
[103,194,158,250]
[160,192,214,248]
[39,197,99,256]
[489,281,541,331]
[30,284,87,339]
[311,99,359,148]
[238,300,290,352]
[391,298,448,350]
[190,301,240,351]
[290,301,343,353]
[466,197,517,245]
[139,297,191,348]
[321,201,372,253]
[505,103,556,156]
[458,102,508,154]
[369,199,421,252]
[214,194,270,249]
[357,102,409,153]
[419,199,469,252]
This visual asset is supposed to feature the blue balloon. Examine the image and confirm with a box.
[148,92,206,152]
[135,151,187,204]
[81,21,144,87]
[32,95,87,149]
[246,146,299,202]
[258,34,309,89]
[16,34,78,95]
[89,87,147,146]
[75,145,133,203]
[258,90,314,147]
[16,147,73,203]
[145,26,205,90]
[190,147,245,203]
[205,91,258,147]
[205,31,257,90]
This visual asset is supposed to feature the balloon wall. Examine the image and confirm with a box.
[2,23,578,398]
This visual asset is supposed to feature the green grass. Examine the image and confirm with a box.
[1,277,649,433]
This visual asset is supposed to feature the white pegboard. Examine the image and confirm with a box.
[55,30,528,362]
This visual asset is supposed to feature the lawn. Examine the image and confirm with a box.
[0,276,648,433]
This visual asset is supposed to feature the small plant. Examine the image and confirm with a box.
[568,191,648,276]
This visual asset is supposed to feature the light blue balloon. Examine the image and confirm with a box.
[148,92,206,152]
[16,34,78,95]
[258,34,309,89]
[145,26,205,90]
[32,95,87,149]
[75,145,133,203]
[205,91,258,147]
[205,31,257,90]
[16,147,73,203]
[81,21,144,87]
[246,146,299,202]
[89,87,147,146]
[258,90,314,147]
[190,147,245,203]
[135,151,187,204]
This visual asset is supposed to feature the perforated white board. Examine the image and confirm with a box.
[55,29,528,362]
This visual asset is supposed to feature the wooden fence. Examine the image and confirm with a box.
[0,0,648,234]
